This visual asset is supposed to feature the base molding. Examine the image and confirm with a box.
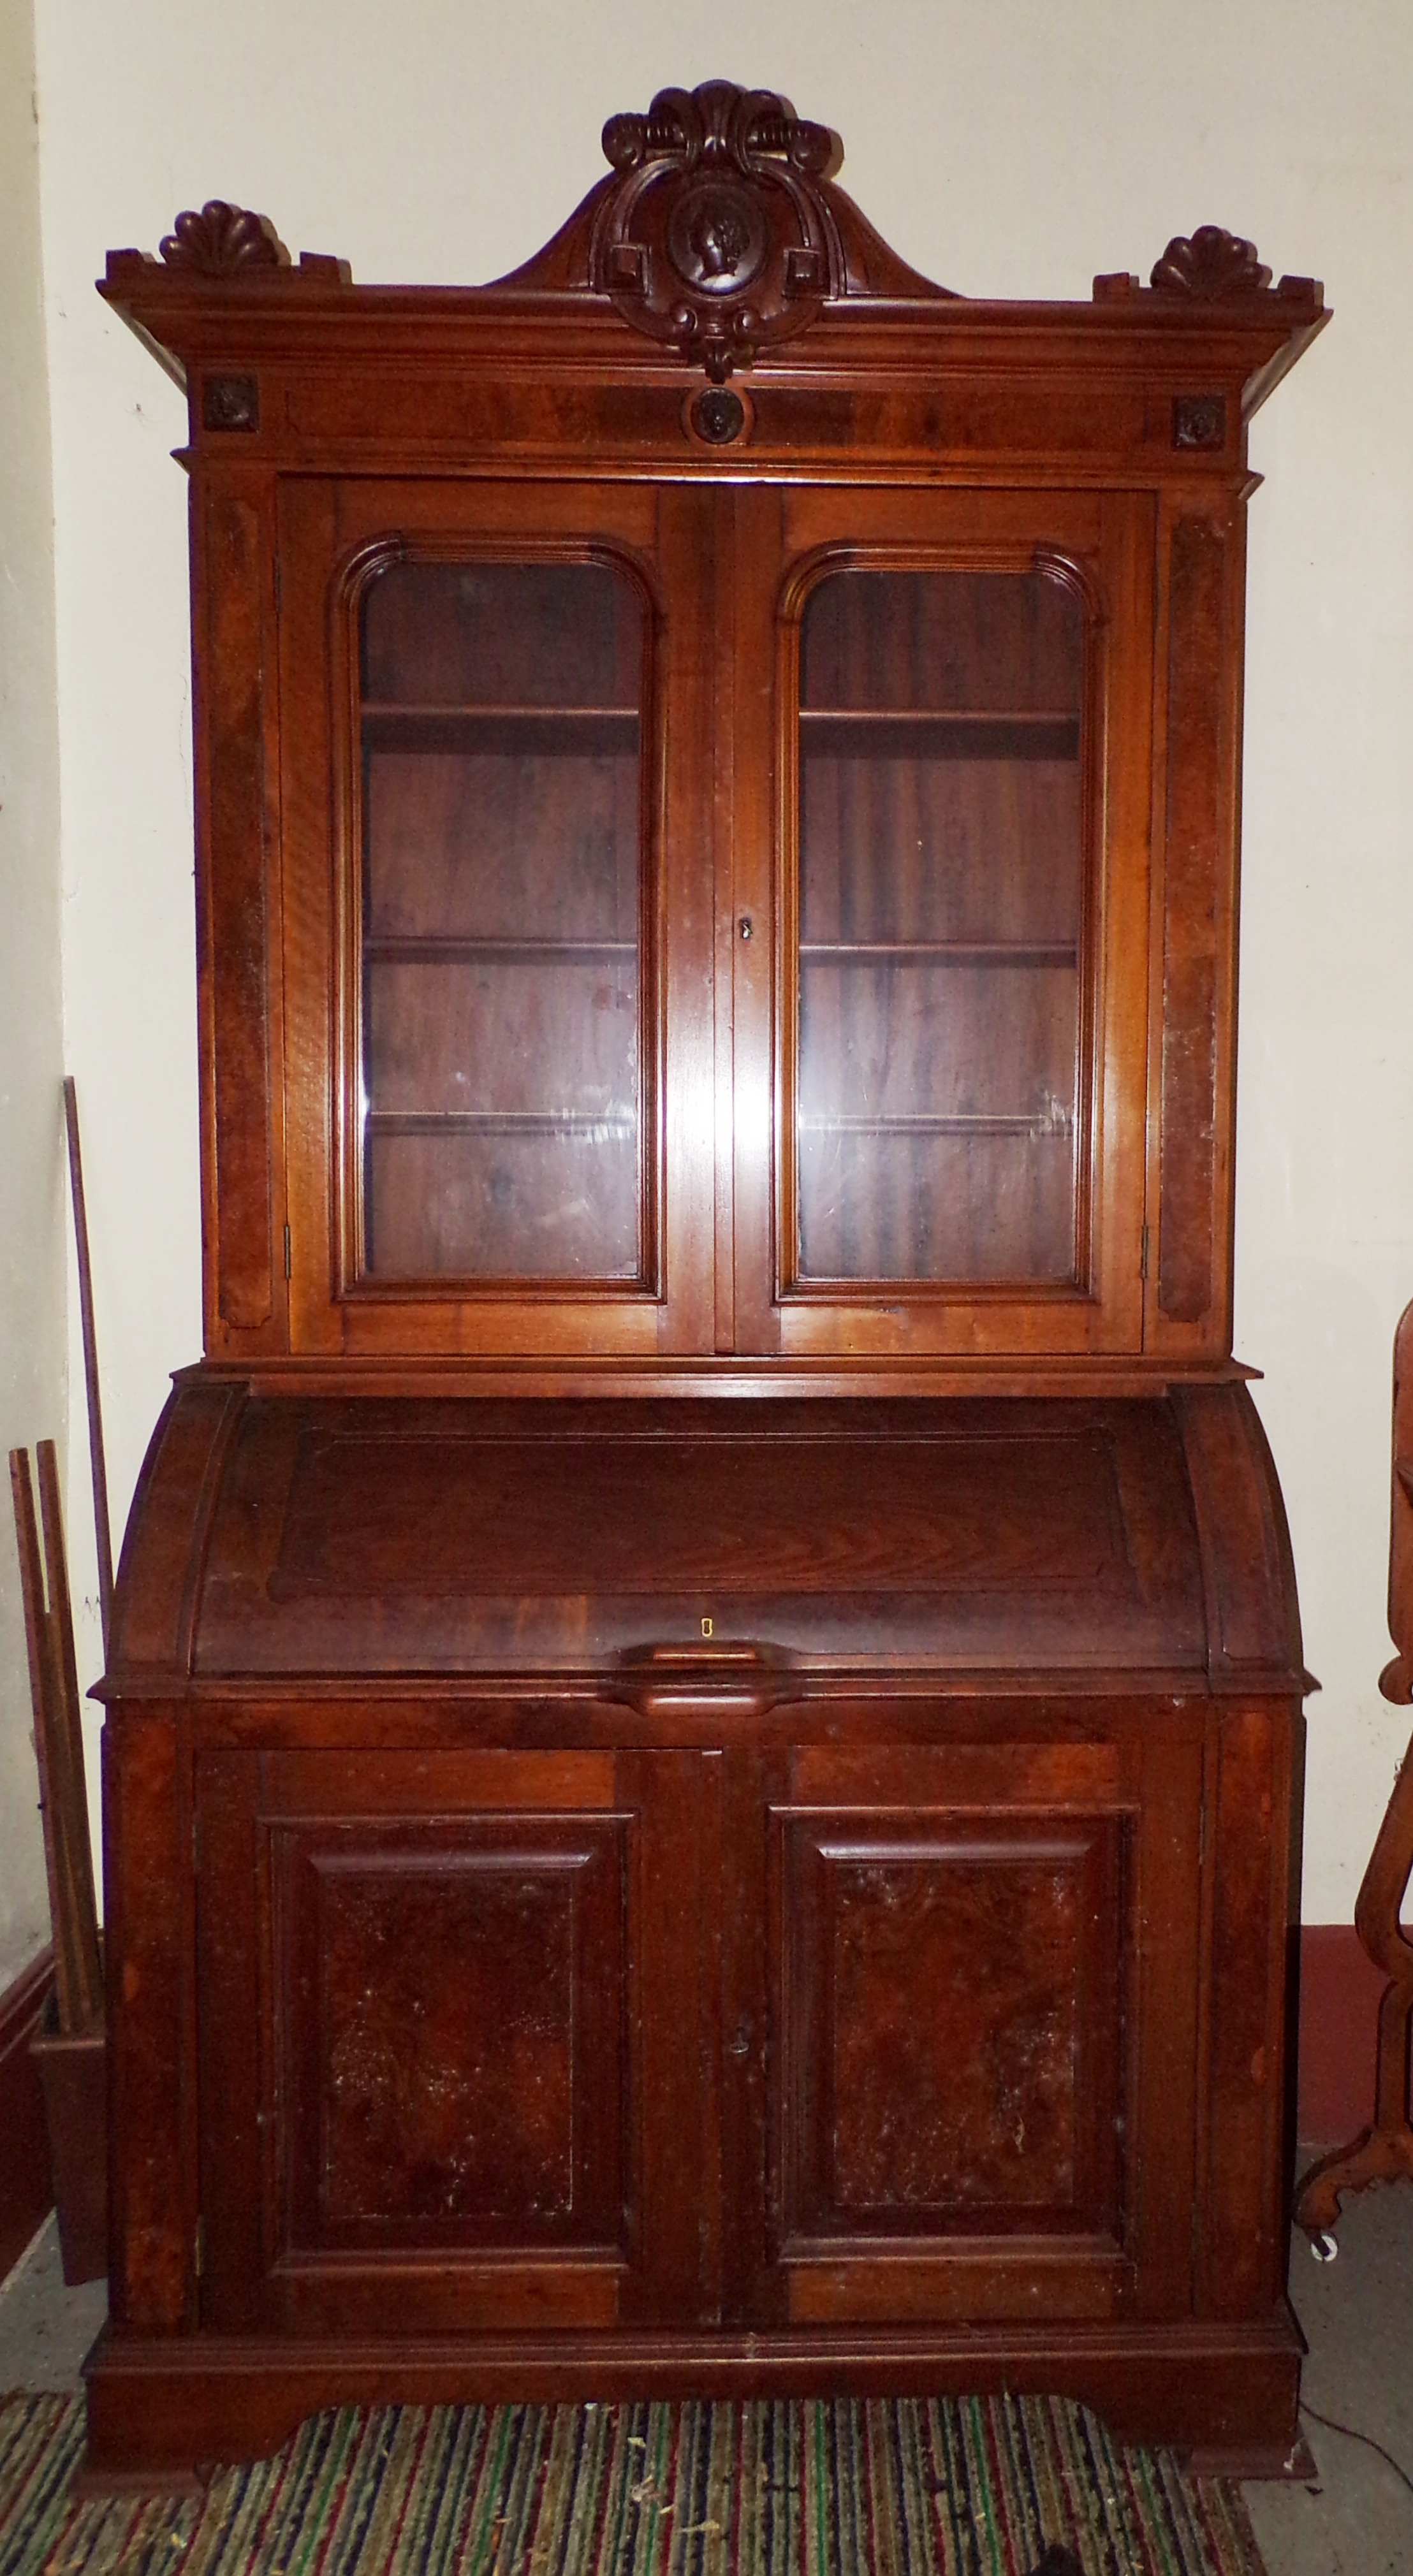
[0,1948,54,2283]
[84,2311,1305,2486]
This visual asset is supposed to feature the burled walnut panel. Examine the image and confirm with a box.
[201,483,277,1332]
[1158,513,1229,1328]
[775,1809,1124,2241]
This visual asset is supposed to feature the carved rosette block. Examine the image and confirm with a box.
[1150,226,1273,298]
[592,80,844,381]
[159,201,287,275]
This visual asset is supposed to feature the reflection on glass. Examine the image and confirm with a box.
[358,560,644,1279]
[795,567,1085,1284]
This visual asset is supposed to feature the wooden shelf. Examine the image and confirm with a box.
[362,704,639,755]
[364,936,637,964]
[798,1111,1074,1138]
[799,940,1078,966]
[800,709,1080,759]
[368,1109,637,1139]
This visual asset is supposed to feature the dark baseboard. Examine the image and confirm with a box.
[0,1946,55,2283]
[1298,1924,1387,2149]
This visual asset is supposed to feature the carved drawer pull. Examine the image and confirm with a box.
[608,1638,789,1715]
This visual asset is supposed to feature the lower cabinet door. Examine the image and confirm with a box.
[194,1719,1203,2342]
[735,1728,1203,2329]
[194,1740,709,2336]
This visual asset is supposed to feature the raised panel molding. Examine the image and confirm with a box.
[773,1807,1127,2260]
[274,1817,629,2258]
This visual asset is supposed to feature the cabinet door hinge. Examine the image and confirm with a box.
[193,2215,205,2280]
[284,1222,292,1280]
[273,556,282,616]
[1140,1223,1151,1281]
[191,1808,199,1874]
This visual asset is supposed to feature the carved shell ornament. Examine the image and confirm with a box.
[1149,226,1273,296]
[159,200,286,274]
[592,80,843,380]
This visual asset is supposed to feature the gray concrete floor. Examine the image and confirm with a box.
[1243,2175,1413,2575]
[2,2191,1412,2568]
[0,2218,106,2395]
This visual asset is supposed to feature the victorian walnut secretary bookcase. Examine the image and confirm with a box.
[90,82,1326,2477]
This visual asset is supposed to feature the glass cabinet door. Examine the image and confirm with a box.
[278,481,717,1361]
[277,479,1150,1367]
[357,556,646,1283]
[729,487,1154,1360]
[794,564,1086,1286]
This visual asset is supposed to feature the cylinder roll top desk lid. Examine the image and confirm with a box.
[89,80,1324,2480]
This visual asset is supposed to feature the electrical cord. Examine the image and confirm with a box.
[1301,2401,1413,2501]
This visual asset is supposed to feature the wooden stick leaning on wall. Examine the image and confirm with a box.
[10,1443,105,2034]
[64,1077,113,1663]
[36,1441,102,2030]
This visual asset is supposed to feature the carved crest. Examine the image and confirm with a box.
[106,85,946,325]
[1149,226,1272,298]
[159,201,286,275]
[591,80,846,380]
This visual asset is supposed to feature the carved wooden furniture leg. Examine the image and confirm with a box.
[1296,1727,1413,2233]
[1296,1299,1413,2236]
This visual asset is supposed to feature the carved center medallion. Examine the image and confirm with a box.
[666,181,767,296]
[590,80,849,380]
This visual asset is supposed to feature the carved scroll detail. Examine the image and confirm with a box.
[160,200,286,275]
[1150,227,1271,297]
[591,80,844,380]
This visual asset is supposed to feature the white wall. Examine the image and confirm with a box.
[29,0,1413,1922]
[0,0,64,1991]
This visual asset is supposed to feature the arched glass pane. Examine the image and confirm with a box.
[358,558,645,1280]
[795,566,1085,1284]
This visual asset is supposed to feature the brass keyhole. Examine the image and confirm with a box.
[701,1615,714,1638]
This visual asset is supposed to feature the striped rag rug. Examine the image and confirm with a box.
[0,2392,1265,2576]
